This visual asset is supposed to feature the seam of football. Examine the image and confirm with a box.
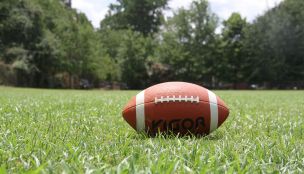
[122,100,229,114]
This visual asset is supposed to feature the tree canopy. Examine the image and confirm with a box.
[101,0,168,36]
[0,0,303,89]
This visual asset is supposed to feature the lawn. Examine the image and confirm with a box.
[0,87,303,173]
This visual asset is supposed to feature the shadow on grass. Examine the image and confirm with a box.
[127,130,225,141]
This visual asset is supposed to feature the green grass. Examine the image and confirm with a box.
[0,87,303,173]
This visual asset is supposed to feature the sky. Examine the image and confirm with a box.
[72,0,283,28]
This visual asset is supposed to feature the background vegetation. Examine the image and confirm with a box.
[0,0,304,89]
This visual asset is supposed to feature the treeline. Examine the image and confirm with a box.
[0,0,303,89]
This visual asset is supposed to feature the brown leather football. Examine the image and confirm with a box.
[122,82,229,136]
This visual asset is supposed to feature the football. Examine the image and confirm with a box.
[122,82,229,136]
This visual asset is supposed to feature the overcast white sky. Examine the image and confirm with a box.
[72,0,283,28]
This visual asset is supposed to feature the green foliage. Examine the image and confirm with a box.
[0,0,112,88]
[98,29,124,62]
[118,30,155,89]
[97,28,158,88]
[244,0,304,83]
[220,13,249,87]
[158,0,218,83]
[0,88,303,172]
[1,0,304,89]
[101,0,168,36]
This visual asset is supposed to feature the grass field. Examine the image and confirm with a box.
[0,87,303,173]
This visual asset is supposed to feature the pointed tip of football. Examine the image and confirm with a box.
[217,96,230,127]
[122,97,137,131]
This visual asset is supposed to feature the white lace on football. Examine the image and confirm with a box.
[154,95,199,104]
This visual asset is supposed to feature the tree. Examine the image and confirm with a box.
[101,0,169,36]
[0,0,106,88]
[0,0,47,86]
[220,13,249,88]
[118,30,155,89]
[244,0,304,84]
[158,0,218,84]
